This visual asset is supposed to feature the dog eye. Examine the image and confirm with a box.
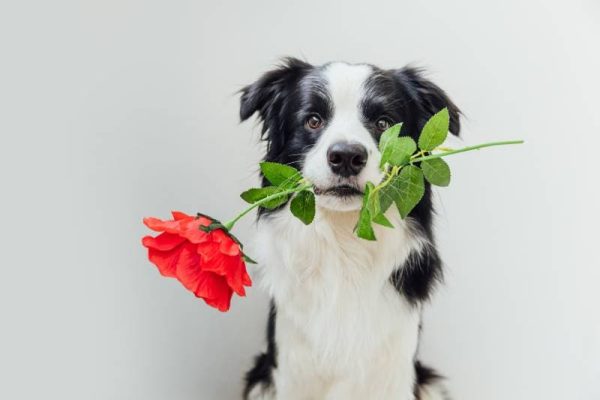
[375,117,392,132]
[305,114,324,131]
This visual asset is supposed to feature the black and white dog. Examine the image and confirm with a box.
[239,58,460,400]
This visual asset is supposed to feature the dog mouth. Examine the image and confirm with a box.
[313,184,363,197]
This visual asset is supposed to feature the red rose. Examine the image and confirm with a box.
[142,211,252,312]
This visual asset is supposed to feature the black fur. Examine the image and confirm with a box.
[240,58,460,398]
[390,245,443,305]
[363,65,458,304]
[240,57,319,169]
[414,361,449,400]
[243,303,277,398]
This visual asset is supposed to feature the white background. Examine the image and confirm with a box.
[1,1,599,399]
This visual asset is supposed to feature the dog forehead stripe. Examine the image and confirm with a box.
[323,63,374,111]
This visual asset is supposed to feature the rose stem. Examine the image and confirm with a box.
[223,183,313,230]
[410,140,524,164]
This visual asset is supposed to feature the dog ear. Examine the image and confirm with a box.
[240,57,311,126]
[394,67,461,136]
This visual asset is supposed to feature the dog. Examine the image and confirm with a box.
[239,58,460,400]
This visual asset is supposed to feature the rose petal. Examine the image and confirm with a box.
[242,269,252,287]
[171,211,192,221]
[181,219,210,244]
[217,234,241,256]
[211,229,226,242]
[196,241,222,262]
[142,232,186,251]
[143,217,184,234]
[174,244,203,292]
[227,257,251,296]
[197,216,212,227]
[147,245,185,278]
[194,272,233,312]
[200,253,248,296]
[226,258,247,296]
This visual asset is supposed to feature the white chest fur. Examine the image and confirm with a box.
[253,206,425,400]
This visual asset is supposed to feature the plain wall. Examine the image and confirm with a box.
[1,0,599,399]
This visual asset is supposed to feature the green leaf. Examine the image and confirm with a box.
[355,183,376,240]
[418,108,449,151]
[366,187,393,228]
[290,190,316,225]
[366,187,381,218]
[260,162,301,188]
[378,123,403,153]
[391,165,425,219]
[421,158,451,187]
[240,186,276,203]
[372,212,393,228]
[356,208,375,240]
[380,136,417,168]
[378,179,396,214]
[240,186,289,209]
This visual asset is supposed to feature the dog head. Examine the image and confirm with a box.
[240,58,460,212]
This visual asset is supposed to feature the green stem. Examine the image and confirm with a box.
[223,183,312,230]
[369,140,523,207]
[411,140,524,164]
[371,165,400,196]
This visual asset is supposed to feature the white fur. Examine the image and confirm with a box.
[254,205,423,400]
[250,63,442,400]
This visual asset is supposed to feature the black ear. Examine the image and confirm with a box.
[239,57,311,127]
[395,67,461,136]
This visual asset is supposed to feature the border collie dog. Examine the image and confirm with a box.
[240,58,460,400]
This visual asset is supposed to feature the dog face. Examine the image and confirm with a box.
[240,58,460,212]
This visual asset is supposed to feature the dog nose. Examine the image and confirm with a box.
[327,142,368,177]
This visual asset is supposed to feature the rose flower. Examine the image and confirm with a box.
[141,211,252,311]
